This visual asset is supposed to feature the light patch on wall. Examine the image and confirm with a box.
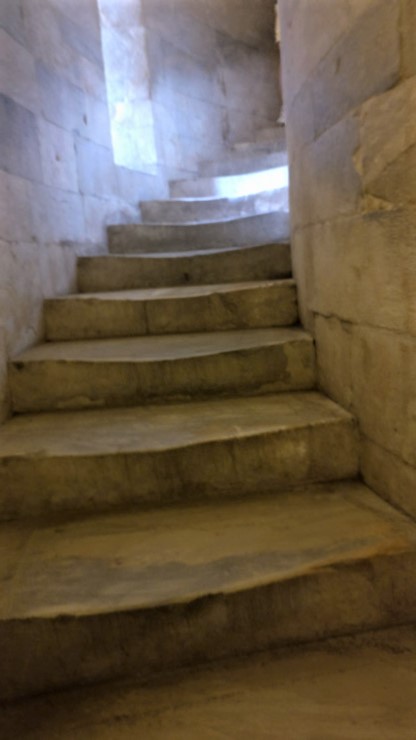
[98,0,158,172]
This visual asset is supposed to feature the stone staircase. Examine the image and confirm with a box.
[2,155,416,708]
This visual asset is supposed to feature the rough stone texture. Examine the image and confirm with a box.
[140,188,289,225]
[10,328,315,413]
[107,212,291,254]
[77,243,293,292]
[279,0,416,518]
[0,391,358,521]
[2,482,416,701]
[2,624,416,738]
[44,280,298,340]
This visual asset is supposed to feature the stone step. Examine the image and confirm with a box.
[199,151,287,177]
[3,624,415,737]
[233,126,286,154]
[0,391,358,521]
[45,280,298,341]
[1,481,415,701]
[10,328,316,414]
[78,243,292,293]
[107,212,290,254]
[140,189,288,225]
[170,165,288,198]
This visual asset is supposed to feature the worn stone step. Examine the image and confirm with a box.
[45,280,298,341]
[108,212,290,254]
[198,151,288,177]
[140,189,288,225]
[3,624,415,738]
[170,166,288,198]
[1,482,416,701]
[77,243,292,293]
[0,392,358,521]
[10,328,315,414]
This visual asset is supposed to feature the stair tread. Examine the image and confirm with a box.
[14,327,310,364]
[1,481,415,621]
[48,279,295,304]
[80,241,289,260]
[0,391,352,458]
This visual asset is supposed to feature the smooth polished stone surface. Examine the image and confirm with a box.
[10,327,315,412]
[77,242,292,292]
[0,392,358,520]
[2,624,416,738]
[45,280,298,340]
[1,482,416,700]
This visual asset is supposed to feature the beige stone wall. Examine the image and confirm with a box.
[0,0,168,422]
[279,0,416,517]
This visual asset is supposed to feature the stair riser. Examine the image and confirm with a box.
[0,420,358,521]
[1,551,414,701]
[10,341,316,413]
[170,167,287,198]
[77,244,292,293]
[140,190,288,225]
[198,151,288,177]
[44,283,298,341]
[108,213,290,254]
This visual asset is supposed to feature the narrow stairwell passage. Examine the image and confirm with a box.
[2,142,416,721]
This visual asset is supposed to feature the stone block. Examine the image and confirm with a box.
[48,0,101,39]
[311,0,401,139]
[116,166,168,203]
[0,0,26,45]
[148,35,223,107]
[84,95,112,149]
[314,315,354,413]
[0,29,39,113]
[218,34,279,120]
[285,81,315,154]
[362,437,416,520]
[36,62,87,134]
[0,240,44,356]
[37,243,77,300]
[279,0,353,108]
[79,57,107,102]
[309,210,416,335]
[83,195,122,246]
[75,136,116,198]
[0,171,36,244]
[22,0,82,86]
[351,324,416,468]
[33,185,86,246]
[359,77,416,190]
[0,94,41,181]
[291,113,361,228]
[56,12,102,66]
[38,120,78,192]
